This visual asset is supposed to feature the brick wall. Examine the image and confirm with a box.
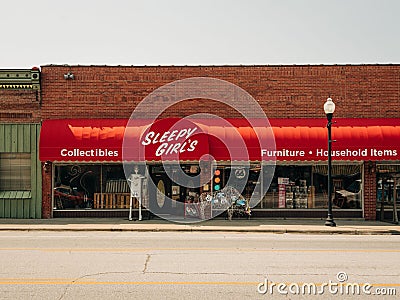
[42,162,52,219]
[364,162,377,220]
[0,89,41,123]
[40,64,400,119]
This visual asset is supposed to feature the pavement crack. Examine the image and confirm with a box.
[57,270,137,300]
[142,254,151,273]
[145,271,264,276]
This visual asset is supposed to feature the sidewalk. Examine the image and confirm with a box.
[0,218,399,235]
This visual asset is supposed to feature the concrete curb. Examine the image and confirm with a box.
[0,224,399,235]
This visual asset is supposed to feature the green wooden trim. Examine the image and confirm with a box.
[29,125,36,218]
[0,69,40,91]
[31,124,38,218]
[11,125,17,152]
[26,124,32,152]
[16,197,23,218]
[0,123,41,218]
[3,125,11,152]
[17,125,24,152]
[0,199,3,217]
[34,124,41,218]
[0,125,4,152]
[23,198,30,218]
[4,198,10,218]
[0,191,31,199]
[10,194,17,218]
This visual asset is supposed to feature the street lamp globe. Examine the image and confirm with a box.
[324,97,335,115]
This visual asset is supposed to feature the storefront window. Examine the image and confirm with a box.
[259,163,362,209]
[0,153,31,191]
[148,163,201,215]
[219,164,261,205]
[54,164,135,210]
[53,162,364,211]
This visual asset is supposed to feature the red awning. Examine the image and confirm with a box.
[39,119,128,162]
[39,118,400,162]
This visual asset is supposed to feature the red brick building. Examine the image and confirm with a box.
[38,65,400,220]
[40,65,400,119]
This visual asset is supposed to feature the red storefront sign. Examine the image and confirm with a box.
[39,118,400,162]
[124,118,210,161]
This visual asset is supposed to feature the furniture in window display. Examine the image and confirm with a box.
[93,179,138,209]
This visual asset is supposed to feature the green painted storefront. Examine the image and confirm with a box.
[0,124,41,218]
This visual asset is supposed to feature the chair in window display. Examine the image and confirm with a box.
[333,179,361,209]
[54,185,87,209]
[54,191,64,210]
[53,173,95,209]
[55,166,94,209]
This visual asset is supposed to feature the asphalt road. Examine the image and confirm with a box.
[0,231,399,299]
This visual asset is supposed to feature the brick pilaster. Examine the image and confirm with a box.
[363,161,377,220]
[41,162,53,219]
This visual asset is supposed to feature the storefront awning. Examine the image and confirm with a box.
[39,118,400,162]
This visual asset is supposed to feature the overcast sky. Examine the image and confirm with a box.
[1,0,399,68]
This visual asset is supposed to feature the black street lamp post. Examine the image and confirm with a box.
[324,97,336,227]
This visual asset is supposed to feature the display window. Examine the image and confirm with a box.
[53,164,144,210]
[215,164,261,203]
[259,163,363,210]
[53,162,364,212]
[179,163,260,219]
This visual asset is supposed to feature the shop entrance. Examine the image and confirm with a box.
[377,169,400,222]
[147,164,202,218]
[148,170,173,215]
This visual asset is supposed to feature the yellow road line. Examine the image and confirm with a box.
[0,280,256,286]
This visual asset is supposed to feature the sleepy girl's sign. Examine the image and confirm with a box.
[139,118,209,161]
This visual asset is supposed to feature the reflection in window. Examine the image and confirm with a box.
[156,180,165,208]
[53,164,144,210]
[0,153,31,191]
[260,164,362,209]
[377,164,400,208]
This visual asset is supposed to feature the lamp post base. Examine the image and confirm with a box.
[325,217,336,227]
